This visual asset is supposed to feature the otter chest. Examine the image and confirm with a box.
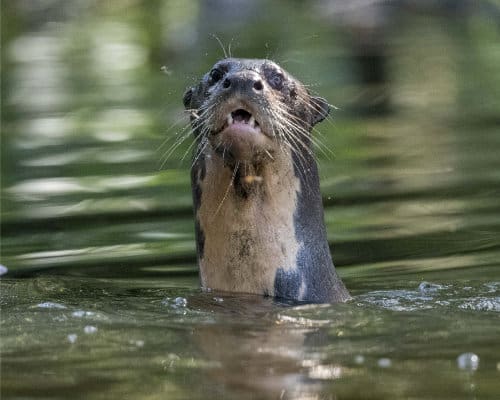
[196,153,301,296]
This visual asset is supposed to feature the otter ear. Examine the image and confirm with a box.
[183,87,193,109]
[310,96,330,126]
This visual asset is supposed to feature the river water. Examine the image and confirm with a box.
[1,2,500,399]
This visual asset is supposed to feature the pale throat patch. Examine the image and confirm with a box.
[196,148,302,296]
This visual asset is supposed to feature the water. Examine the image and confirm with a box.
[1,275,499,399]
[1,2,500,399]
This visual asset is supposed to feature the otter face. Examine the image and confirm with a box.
[183,58,330,166]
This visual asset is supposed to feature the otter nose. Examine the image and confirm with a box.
[222,72,264,94]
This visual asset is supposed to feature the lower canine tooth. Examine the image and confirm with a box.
[249,116,255,127]
[227,113,233,124]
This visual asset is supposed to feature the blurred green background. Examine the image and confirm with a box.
[1,0,500,278]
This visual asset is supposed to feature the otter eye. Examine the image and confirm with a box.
[267,71,284,90]
[209,68,223,83]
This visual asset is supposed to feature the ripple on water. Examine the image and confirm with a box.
[418,281,445,294]
[161,297,188,308]
[359,281,500,313]
[72,310,96,318]
[34,302,67,309]
[484,282,500,293]
[458,297,500,312]
[358,289,436,311]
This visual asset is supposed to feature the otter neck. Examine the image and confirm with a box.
[193,144,350,302]
[195,147,301,296]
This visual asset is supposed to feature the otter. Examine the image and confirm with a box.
[183,58,350,303]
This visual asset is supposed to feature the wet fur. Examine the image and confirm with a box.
[185,58,350,303]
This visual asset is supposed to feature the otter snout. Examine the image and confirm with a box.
[209,72,275,165]
[221,71,265,96]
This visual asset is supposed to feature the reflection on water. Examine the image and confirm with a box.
[1,1,500,399]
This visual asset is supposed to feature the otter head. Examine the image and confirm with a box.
[183,58,330,168]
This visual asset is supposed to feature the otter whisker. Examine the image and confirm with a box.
[211,33,229,59]
[159,129,194,169]
[274,106,335,160]
[228,37,234,58]
[159,102,219,169]
[157,121,191,155]
[277,124,312,166]
[297,92,338,127]
[191,137,209,169]
[182,126,209,161]
[274,113,311,149]
[268,109,292,156]
[213,161,240,219]
[271,108,314,158]
[282,134,309,178]
[157,114,192,153]
[281,139,312,193]
[271,114,314,184]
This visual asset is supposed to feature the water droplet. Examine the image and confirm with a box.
[377,358,392,368]
[418,281,442,294]
[457,352,479,371]
[0,264,8,276]
[67,334,78,344]
[173,297,187,308]
[160,297,170,306]
[84,325,98,334]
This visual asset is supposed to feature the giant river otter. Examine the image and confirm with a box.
[183,58,350,303]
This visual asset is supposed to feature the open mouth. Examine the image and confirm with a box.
[228,109,259,127]
[217,108,261,133]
